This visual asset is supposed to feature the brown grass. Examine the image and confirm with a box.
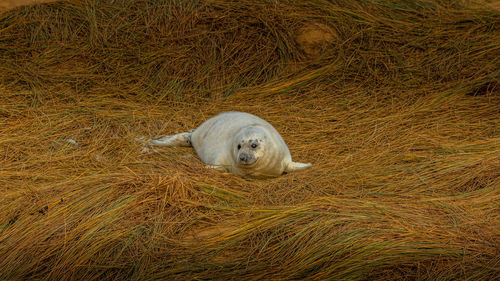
[1,0,499,280]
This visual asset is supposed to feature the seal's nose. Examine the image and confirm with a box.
[239,155,247,162]
[238,153,256,165]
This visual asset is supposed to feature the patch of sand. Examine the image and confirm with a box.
[0,0,55,11]
[295,22,337,57]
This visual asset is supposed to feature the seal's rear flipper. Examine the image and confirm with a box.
[147,132,192,147]
[285,162,312,173]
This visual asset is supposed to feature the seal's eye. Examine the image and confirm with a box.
[251,143,258,149]
[237,144,241,150]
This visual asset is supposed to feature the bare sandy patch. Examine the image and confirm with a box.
[295,22,337,57]
[0,0,55,11]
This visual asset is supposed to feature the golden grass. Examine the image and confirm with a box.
[1,0,499,280]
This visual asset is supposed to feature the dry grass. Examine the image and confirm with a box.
[1,0,499,280]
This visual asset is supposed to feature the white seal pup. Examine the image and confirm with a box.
[148,111,311,177]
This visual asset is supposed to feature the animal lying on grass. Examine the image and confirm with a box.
[148,111,311,178]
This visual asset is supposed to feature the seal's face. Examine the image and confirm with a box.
[234,127,267,168]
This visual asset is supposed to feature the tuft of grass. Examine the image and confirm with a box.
[1,0,499,280]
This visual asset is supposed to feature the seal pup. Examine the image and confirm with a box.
[148,111,311,177]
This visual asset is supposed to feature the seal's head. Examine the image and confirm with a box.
[233,126,268,168]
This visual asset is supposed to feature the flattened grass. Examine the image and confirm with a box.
[1,0,499,280]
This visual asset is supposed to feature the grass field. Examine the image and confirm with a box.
[1,0,499,280]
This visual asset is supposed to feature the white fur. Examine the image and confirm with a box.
[149,111,311,177]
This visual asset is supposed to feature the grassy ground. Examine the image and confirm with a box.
[0,0,499,280]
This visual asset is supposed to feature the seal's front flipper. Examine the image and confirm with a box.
[285,162,312,173]
[148,132,192,147]
[204,165,228,172]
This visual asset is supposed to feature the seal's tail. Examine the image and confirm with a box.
[147,131,193,147]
